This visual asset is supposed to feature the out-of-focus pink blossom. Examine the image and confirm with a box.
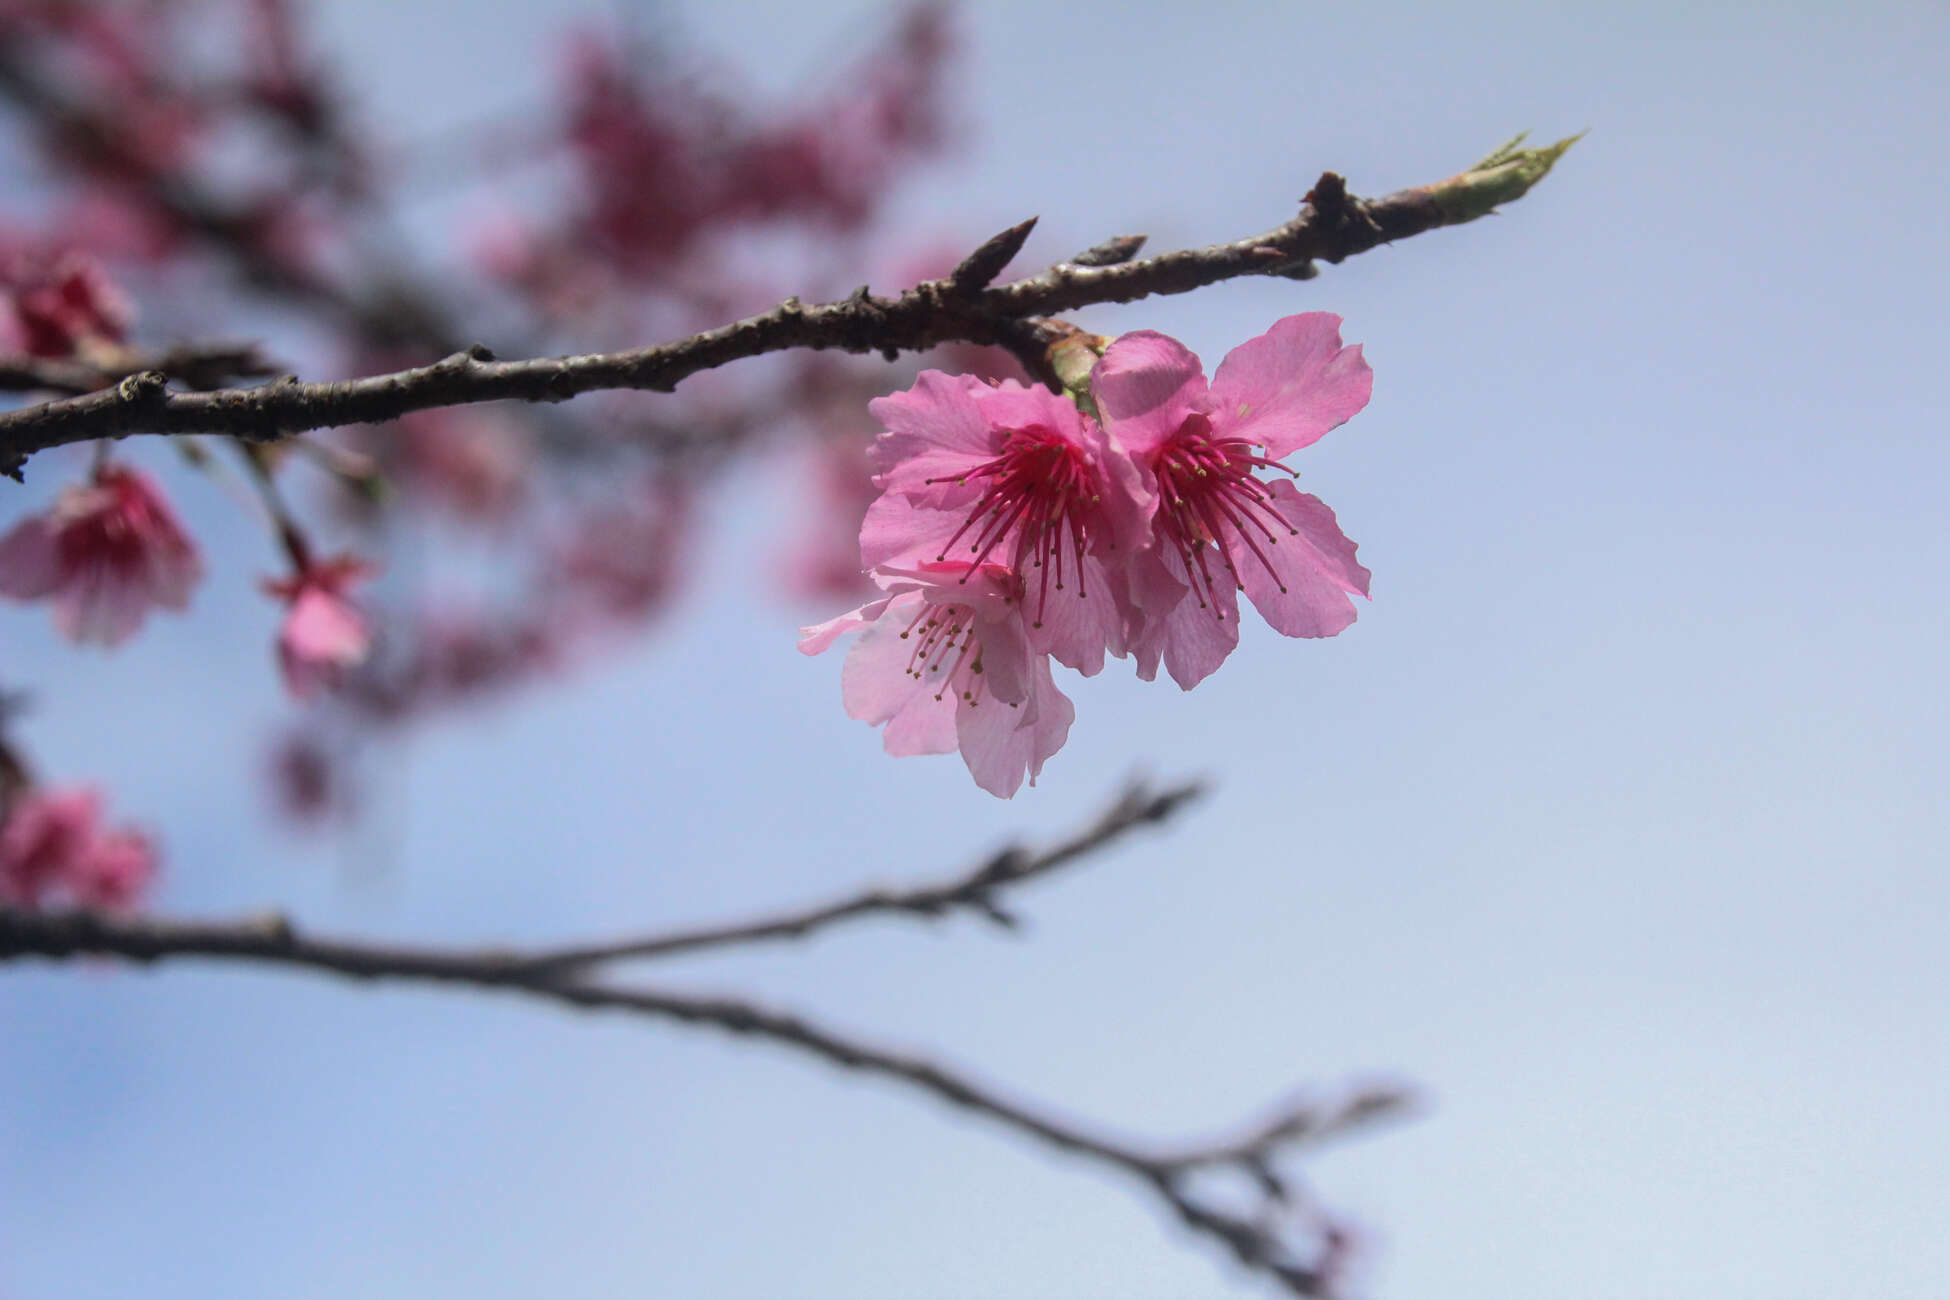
[865,371,1152,676]
[0,464,202,646]
[726,5,949,228]
[270,730,342,825]
[64,824,154,909]
[56,188,186,263]
[420,614,559,701]
[1090,313,1374,689]
[0,785,94,905]
[559,31,715,273]
[394,409,532,522]
[783,427,881,604]
[551,478,688,625]
[557,3,951,277]
[800,560,1072,799]
[263,556,375,700]
[0,785,155,911]
[469,213,608,320]
[0,245,131,357]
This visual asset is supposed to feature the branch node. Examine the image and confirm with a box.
[466,342,496,363]
[1302,171,1352,222]
[116,369,168,405]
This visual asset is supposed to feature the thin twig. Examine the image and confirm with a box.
[518,776,1204,973]
[0,136,1579,478]
[0,899,1406,1296]
[0,344,280,397]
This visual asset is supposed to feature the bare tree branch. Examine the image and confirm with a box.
[0,774,1412,1295]
[0,897,1408,1295]
[0,135,1579,478]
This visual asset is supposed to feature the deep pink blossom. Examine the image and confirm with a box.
[1090,313,1374,689]
[263,556,375,700]
[0,785,155,911]
[0,464,202,646]
[800,560,1073,799]
[864,372,1150,677]
[0,246,131,358]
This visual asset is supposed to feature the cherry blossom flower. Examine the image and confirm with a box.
[0,464,202,646]
[263,555,375,700]
[864,372,1151,677]
[800,560,1073,799]
[1090,313,1374,689]
[0,785,155,911]
[0,247,131,357]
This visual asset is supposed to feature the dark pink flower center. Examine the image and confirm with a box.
[925,425,1100,629]
[1150,412,1300,619]
[56,478,167,577]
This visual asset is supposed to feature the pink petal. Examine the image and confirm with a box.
[1127,548,1240,690]
[1022,551,1127,677]
[286,589,370,664]
[1209,313,1373,458]
[0,516,61,598]
[838,594,935,727]
[857,493,967,574]
[1089,331,1208,456]
[867,370,996,494]
[1236,482,1369,639]
[279,589,371,699]
[969,381,1085,437]
[1083,414,1160,558]
[881,689,959,757]
[954,656,1073,798]
[798,593,895,656]
[139,530,202,610]
[969,607,1030,707]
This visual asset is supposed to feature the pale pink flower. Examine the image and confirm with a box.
[263,556,375,700]
[865,372,1151,677]
[0,785,155,911]
[1090,313,1374,689]
[0,464,202,646]
[800,560,1073,799]
[64,824,154,910]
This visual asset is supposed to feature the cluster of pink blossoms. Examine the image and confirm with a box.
[801,312,1374,797]
[0,786,154,911]
[0,461,375,698]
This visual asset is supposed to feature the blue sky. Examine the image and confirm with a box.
[3,2,1947,1297]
